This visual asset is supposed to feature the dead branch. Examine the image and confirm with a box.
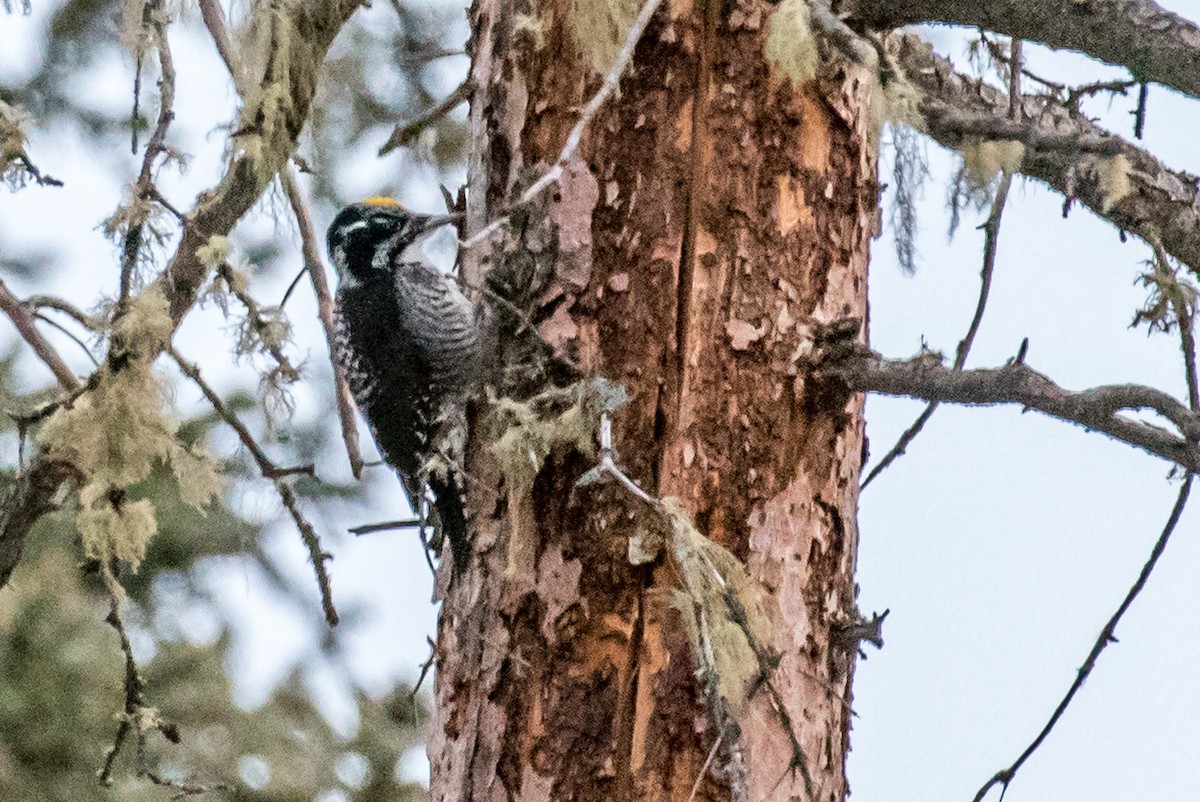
[923,109,1126,155]
[0,279,82,392]
[379,79,471,156]
[856,0,1200,103]
[893,34,1200,277]
[892,34,1200,277]
[169,347,338,627]
[820,341,1200,472]
[213,262,300,384]
[144,0,364,328]
[6,152,62,187]
[971,477,1192,802]
[96,563,223,795]
[281,168,365,479]
[119,0,177,315]
[198,0,237,76]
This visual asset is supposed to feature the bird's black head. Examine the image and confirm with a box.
[327,198,438,286]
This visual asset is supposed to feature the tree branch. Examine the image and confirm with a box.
[0,278,82,392]
[119,0,177,315]
[144,0,364,328]
[972,476,1192,802]
[169,347,337,627]
[821,342,1200,471]
[378,79,470,156]
[0,1,365,592]
[894,34,1200,278]
[280,168,365,479]
[856,0,1200,102]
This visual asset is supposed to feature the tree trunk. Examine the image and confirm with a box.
[431,1,878,799]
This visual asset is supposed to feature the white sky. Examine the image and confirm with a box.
[3,3,1200,800]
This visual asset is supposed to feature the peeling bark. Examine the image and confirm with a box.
[435,1,877,799]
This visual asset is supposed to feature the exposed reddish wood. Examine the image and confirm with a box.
[436,0,877,799]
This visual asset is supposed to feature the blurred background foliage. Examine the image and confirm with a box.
[1,0,470,798]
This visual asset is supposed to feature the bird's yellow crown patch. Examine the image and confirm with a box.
[360,196,403,208]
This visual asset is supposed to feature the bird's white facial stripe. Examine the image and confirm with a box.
[340,220,368,237]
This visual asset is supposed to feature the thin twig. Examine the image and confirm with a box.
[410,636,437,700]
[11,153,63,187]
[26,295,104,329]
[461,0,665,249]
[119,0,177,316]
[1133,82,1149,140]
[213,262,301,384]
[168,347,339,628]
[197,0,237,76]
[971,476,1193,802]
[96,563,212,794]
[349,518,421,535]
[279,265,307,308]
[1154,242,1200,412]
[280,168,366,479]
[0,278,81,391]
[863,141,1015,489]
[32,312,99,367]
[379,80,471,156]
[688,726,727,802]
[275,478,340,628]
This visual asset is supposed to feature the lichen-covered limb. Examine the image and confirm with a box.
[894,35,1200,276]
[823,341,1200,471]
[854,0,1200,102]
[149,0,364,327]
[0,1,364,592]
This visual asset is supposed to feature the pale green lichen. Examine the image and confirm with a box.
[881,68,923,130]
[1097,153,1133,213]
[1134,251,1197,334]
[514,12,547,52]
[0,100,30,179]
[234,1,321,187]
[960,138,1025,188]
[112,284,174,355]
[39,286,221,570]
[564,0,639,75]
[491,393,593,496]
[196,235,231,269]
[764,0,817,86]
[665,498,773,714]
[120,0,156,60]
[76,486,158,568]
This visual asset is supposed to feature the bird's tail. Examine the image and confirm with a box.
[428,473,470,574]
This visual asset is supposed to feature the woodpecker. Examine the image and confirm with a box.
[327,197,479,571]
